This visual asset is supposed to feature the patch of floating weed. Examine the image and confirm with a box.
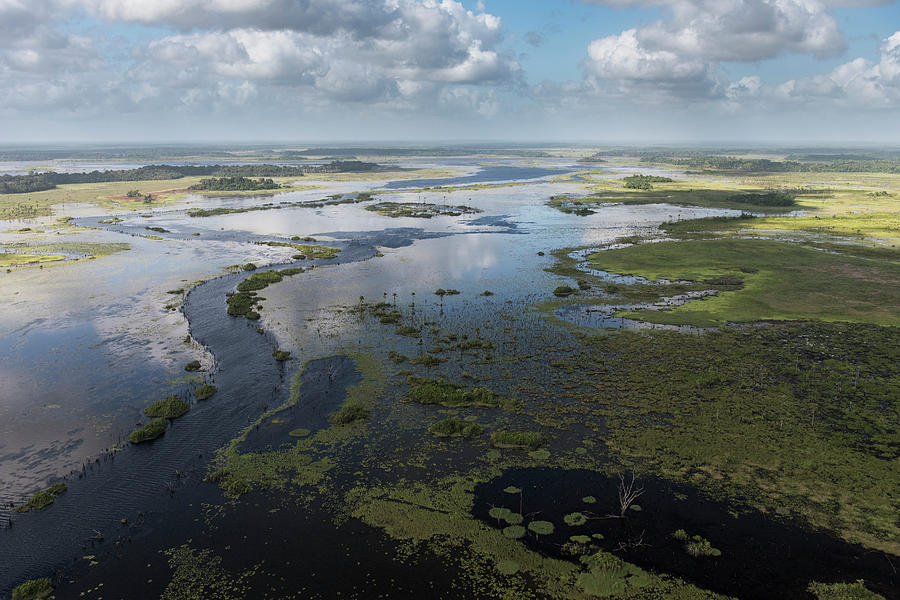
[564,512,588,526]
[161,544,256,600]
[273,349,292,361]
[184,360,202,372]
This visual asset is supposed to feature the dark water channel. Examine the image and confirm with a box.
[474,468,898,599]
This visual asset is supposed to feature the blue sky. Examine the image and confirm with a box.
[1,0,898,143]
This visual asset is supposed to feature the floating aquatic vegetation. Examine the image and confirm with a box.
[273,349,292,361]
[564,512,588,526]
[527,520,554,538]
[184,360,202,372]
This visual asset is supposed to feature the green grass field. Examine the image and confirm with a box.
[588,238,900,327]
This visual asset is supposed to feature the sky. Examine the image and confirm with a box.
[1,0,899,144]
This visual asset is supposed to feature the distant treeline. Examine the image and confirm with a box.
[280,147,552,158]
[189,177,282,191]
[637,153,900,174]
[0,161,383,194]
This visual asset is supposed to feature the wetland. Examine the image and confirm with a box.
[0,146,897,600]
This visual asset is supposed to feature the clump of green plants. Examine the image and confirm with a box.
[577,551,652,597]
[807,580,885,600]
[225,291,260,319]
[427,418,484,438]
[388,350,408,363]
[564,512,588,526]
[145,226,169,233]
[435,288,461,297]
[673,529,722,557]
[490,430,547,450]
[193,384,218,400]
[407,377,502,408]
[129,418,169,443]
[237,270,286,292]
[395,325,421,338]
[14,483,67,513]
[330,401,370,425]
[184,360,202,371]
[553,285,576,297]
[273,349,292,361]
[11,577,53,600]
[144,395,190,418]
[410,354,446,367]
[481,290,494,296]
[242,263,257,271]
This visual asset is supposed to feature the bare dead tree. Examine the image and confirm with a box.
[616,472,644,518]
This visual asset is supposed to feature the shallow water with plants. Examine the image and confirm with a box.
[1,152,897,600]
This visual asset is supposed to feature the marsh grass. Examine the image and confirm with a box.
[428,418,485,438]
[14,483,67,513]
[11,578,53,600]
[144,395,190,418]
[587,238,900,326]
[193,384,218,400]
[330,401,370,425]
[490,431,547,450]
[129,418,169,443]
[407,377,503,408]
